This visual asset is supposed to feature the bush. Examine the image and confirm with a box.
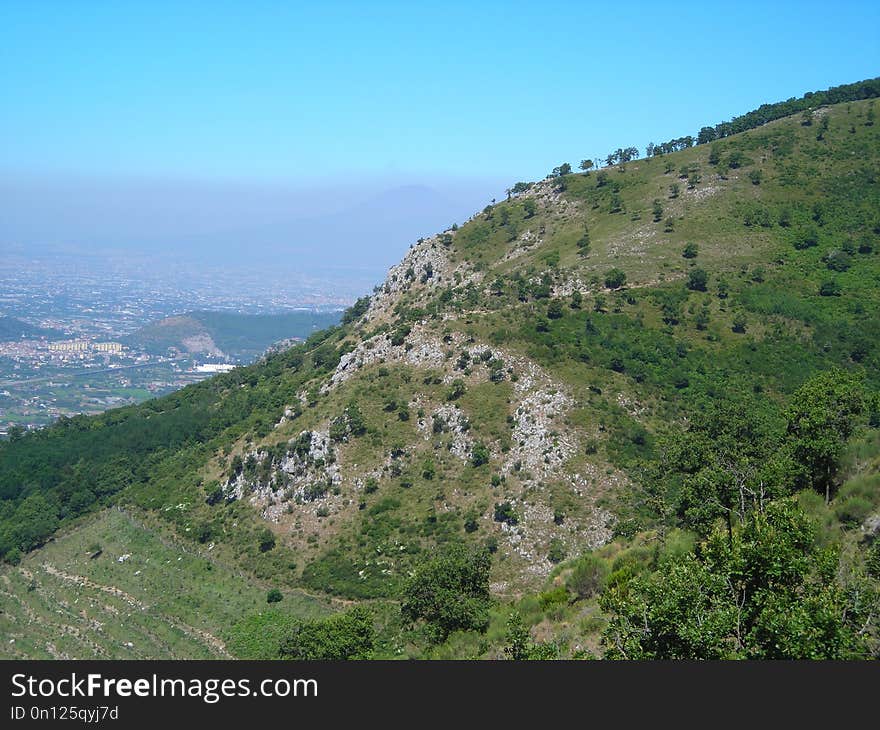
[567,554,609,599]
[548,539,566,564]
[538,585,569,612]
[446,379,467,401]
[267,588,283,603]
[818,280,842,297]
[493,502,518,525]
[547,299,564,319]
[682,243,699,259]
[604,268,627,290]
[794,227,819,250]
[687,268,709,292]
[825,250,852,272]
[834,496,873,525]
[258,528,276,553]
[279,607,374,660]
[471,442,490,467]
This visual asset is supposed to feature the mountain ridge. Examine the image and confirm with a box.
[2,82,879,659]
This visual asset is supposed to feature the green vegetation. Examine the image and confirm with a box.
[128,310,340,358]
[2,83,880,660]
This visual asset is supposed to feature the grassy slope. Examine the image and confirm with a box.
[0,508,329,659]
[1,97,878,658]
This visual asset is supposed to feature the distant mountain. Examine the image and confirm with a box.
[171,183,489,280]
[0,315,62,341]
[127,310,341,360]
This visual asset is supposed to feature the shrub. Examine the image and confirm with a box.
[494,502,518,525]
[548,539,566,564]
[258,528,276,553]
[267,588,283,603]
[818,280,841,297]
[834,496,873,526]
[682,243,699,259]
[604,268,627,290]
[567,554,609,599]
[471,442,490,467]
[794,227,819,250]
[279,607,375,660]
[446,379,467,401]
[687,268,709,292]
[825,250,852,272]
[539,585,570,611]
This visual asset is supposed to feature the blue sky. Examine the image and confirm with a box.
[0,1,878,278]
[3,0,878,183]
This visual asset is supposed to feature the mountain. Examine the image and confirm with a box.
[128,310,342,360]
[0,315,62,341]
[1,80,879,660]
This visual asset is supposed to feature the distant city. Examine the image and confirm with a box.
[0,251,348,434]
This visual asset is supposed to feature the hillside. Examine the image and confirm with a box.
[128,309,341,360]
[1,82,879,659]
[0,315,62,341]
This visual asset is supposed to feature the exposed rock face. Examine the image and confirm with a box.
[180,334,224,357]
[230,178,632,587]
[224,428,341,523]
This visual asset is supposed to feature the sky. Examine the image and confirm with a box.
[1,1,878,281]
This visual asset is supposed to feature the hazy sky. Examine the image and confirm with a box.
[1,1,878,280]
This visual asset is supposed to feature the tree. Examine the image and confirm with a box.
[652,199,664,222]
[708,143,722,165]
[267,588,283,603]
[732,313,747,333]
[682,242,698,259]
[669,182,680,199]
[601,501,874,659]
[547,299,564,319]
[785,369,864,502]
[279,607,375,659]
[9,493,59,552]
[522,198,537,218]
[687,268,708,292]
[258,528,277,552]
[570,291,583,309]
[551,162,572,177]
[400,545,492,641]
[579,159,594,173]
[604,268,627,289]
[662,398,787,541]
